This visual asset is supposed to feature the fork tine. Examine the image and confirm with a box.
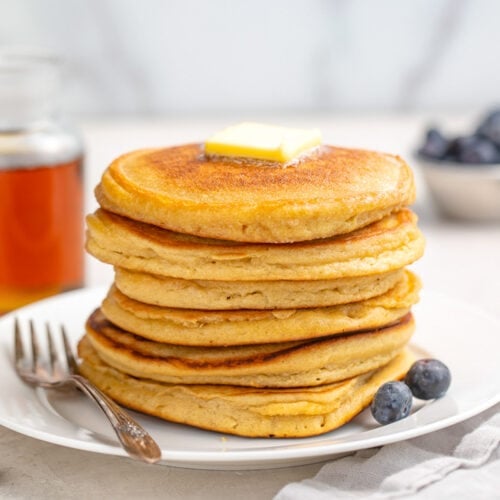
[61,325,78,373]
[14,318,25,368]
[29,319,40,371]
[46,322,60,377]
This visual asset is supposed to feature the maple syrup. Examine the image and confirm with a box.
[0,49,84,313]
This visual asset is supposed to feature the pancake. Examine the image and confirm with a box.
[78,338,415,437]
[96,144,415,243]
[113,267,404,310]
[85,309,414,388]
[102,270,420,346]
[86,208,424,281]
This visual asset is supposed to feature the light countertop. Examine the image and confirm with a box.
[1,115,499,499]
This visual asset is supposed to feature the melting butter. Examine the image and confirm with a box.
[205,122,322,163]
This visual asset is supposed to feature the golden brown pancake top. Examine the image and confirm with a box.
[97,144,416,242]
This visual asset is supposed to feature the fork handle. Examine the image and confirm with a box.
[68,374,161,463]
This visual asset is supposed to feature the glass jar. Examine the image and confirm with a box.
[0,48,84,313]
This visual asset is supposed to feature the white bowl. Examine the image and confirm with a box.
[419,158,500,222]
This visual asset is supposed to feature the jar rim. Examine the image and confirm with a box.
[0,47,63,130]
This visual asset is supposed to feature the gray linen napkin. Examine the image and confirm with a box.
[275,403,500,499]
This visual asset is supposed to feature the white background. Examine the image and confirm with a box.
[1,0,500,116]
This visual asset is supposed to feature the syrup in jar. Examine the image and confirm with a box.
[0,49,84,313]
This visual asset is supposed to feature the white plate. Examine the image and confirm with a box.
[0,287,499,470]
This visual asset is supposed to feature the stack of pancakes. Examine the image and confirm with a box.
[79,143,425,438]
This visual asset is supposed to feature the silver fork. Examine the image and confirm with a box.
[14,319,162,464]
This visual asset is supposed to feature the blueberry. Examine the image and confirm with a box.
[405,359,451,400]
[453,135,499,164]
[418,127,450,160]
[476,109,500,147]
[370,381,413,425]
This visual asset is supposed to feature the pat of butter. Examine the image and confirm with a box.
[205,122,322,163]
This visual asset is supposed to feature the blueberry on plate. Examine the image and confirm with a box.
[453,135,500,164]
[370,381,413,425]
[405,359,451,400]
[418,127,449,160]
[476,109,500,147]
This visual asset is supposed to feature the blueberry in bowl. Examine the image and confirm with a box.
[476,109,500,147]
[417,109,500,221]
